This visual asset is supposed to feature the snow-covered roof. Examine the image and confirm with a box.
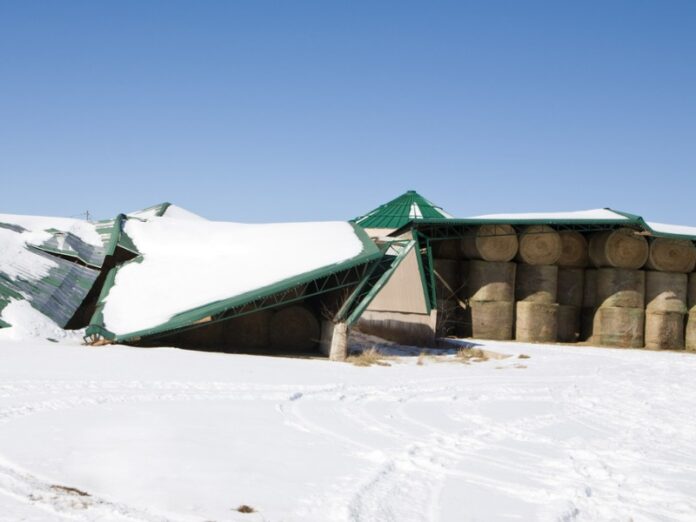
[469,209,629,221]
[353,191,452,230]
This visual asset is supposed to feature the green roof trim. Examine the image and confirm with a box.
[86,223,383,342]
[353,190,452,230]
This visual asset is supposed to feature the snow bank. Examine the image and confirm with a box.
[101,219,365,335]
[0,300,78,341]
[469,208,628,221]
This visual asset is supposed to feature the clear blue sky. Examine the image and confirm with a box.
[1,1,695,224]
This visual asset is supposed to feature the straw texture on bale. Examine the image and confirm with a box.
[461,224,518,262]
[596,268,645,309]
[645,271,687,313]
[516,225,562,266]
[645,310,684,350]
[593,306,644,348]
[583,269,598,308]
[222,310,273,349]
[686,310,696,351]
[558,231,589,268]
[269,306,320,351]
[433,259,460,300]
[588,228,649,270]
[468,260,516,302]
[557,304,581,343]
[645,238,696,273]
[688,273,696,311]
[515,264,558,304]
[470,300,513,340]
[557,268,585,307]
[515,302,558,343]
[434,240,460,260]
[580,307,596,342]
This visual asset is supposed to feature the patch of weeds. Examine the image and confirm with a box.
[514,364,527,369]
[50,485,89,497]
[346,347,391,367]
[236,505,256,513]
[455,347,489,363]
[518,354,531,359]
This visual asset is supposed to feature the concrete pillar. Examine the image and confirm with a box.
[320,320,349,361]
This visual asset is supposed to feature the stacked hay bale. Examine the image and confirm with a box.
[462,225,518,340]
[269,305,320,352]
[433,257,462,337]
[589,228,649,347]
[687,273,696,351]
[556,231,588,342]
[514,225,562,343]
[643,238,695,349]
[580,268,597,341]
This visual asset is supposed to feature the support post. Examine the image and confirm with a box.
[320,320,349,361]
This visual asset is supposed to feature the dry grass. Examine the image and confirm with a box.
[50,485,89,497]
[346,347,391,367]
[236,505,256,513]
[518,354,531,359]
[455,347,489,363]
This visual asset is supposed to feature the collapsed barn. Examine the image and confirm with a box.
[2,193,696,358]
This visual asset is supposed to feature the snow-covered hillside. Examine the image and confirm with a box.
[1,333,696,521]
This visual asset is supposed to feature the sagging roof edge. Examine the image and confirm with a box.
[388,208,696,242]
[85,222,383,343]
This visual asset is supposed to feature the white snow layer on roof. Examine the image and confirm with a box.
[0,227,58,281]
[647,221,696,237]
[469,208,628,221]
[101,218,365,335]
[127,204,206,221]
[0,212,103,246]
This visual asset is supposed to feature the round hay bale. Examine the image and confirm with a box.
[645,238,696,273]
[593,306,644,348]
[686,310,696,351]
[433,240,460,260]
[645,310,684,350]
[596,268,645,309]
[557,267,585,307]
[470,301,513,340]
[557,304,581,343]
[461,224,518,262]
[516,225,562,266]
[582,269,598,308]
[558,231,589,268]
[579,307,597,342]
[588,228,649,269]
[222,310,272,350]
[269,306,320,351]
[468,260,516,302]
[515,302,558,343]
[178,320,225,348]
[688,272,696,311]
[436,299,461,337]
[645,271,687,313]
[433,259,460,300]
[515,264,558,304]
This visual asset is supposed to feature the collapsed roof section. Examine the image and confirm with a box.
[86,215,385,343]
[352,190,453,231]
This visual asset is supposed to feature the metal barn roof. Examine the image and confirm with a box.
[353,190,453,230]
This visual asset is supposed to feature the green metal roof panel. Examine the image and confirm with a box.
[353,190,453,230]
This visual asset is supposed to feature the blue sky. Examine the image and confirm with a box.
[1,1,695,224]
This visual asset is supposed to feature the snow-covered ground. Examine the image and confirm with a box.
[1,332,696,521]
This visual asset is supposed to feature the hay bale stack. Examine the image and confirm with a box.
[222,310,272,350]
[515,264,558,304]
[558,268,584,307]
[596,268,645,308]
[593,268,645,348]
[589,228,649,269]
[645,311,684,350]
[516,225,562,266]
[515,302,558,343]
[645,238,696,273]
[580,268,597,341]
[468,260,516,302]
[558,231,589,268]
[689,272,696,310]
[433,259,460,300]
[269,306,320,351]
[688,274,696,351]
[178,320,225,348]
[645,271,687,313]
[557,304,581,343]
[434,240,461,260]
[593,307,645,348]
[469,301,514,340]
[461,224,518,262]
